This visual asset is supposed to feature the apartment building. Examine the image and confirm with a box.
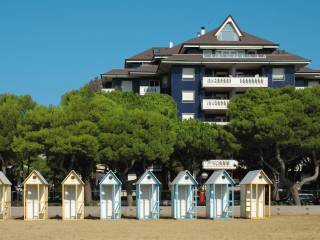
[97,16,320,124]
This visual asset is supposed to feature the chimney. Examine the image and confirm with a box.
[200,26,206,36]
[197,32,201,37]
[169,41,174,48]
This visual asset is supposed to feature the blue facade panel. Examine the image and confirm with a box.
[171,66,204,118]
[262,66,295,88]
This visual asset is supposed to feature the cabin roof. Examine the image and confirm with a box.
[136,170,161,185]
[23,170,48,185]
[0,171,12,185]
[62,170,85,185]
[240,170,272,185]
[99,170,122,185]
[205,170,235,185]
[171,170,198,185]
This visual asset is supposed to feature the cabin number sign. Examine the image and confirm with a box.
[202,160,239,170]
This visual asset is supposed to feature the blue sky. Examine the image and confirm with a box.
[1,0,319,105]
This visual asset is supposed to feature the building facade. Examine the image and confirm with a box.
[97,16,320,124]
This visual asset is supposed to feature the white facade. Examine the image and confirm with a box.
[23,170,48,220]
[0,171,12,220]
[240,170,272,219]
[100,171,122,219]
[136,170,160,220]
[171,171,198,219]
[62,170,85,220]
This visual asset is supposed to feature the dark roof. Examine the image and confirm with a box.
[102,69,130,75]
[162,51,309,63]
[102,65,159,77]
[184,29,278,46]
[126,45,182,61]
[296,67,320,73]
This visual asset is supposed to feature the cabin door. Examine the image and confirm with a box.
[64,185,76,219]
[0,186,3,214]
[257,186,264,218]
[105,186,113,218]
[26,185,38,219]
[139,185,150,219]
[178,186,187,218]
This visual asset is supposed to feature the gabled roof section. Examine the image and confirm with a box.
[23,170,48,185]
[215,15,243,38]
[62,170,84,185]
[205,170,235,185]
[171,170,198,185]
[240,170,272,185]
[0,171,12,185]
[296,66,320,74]
[136,170,161,185]
[100,170,122,185]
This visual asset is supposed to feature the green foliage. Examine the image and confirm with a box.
[172,119,239,172]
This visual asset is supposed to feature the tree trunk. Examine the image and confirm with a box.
[84,179,92,206]
[0,153,6,174]
[291,152,320,205]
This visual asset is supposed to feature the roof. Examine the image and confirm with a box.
[184,16,277,46]
[296,67,320,74]
[23,170,48,185]
[102,64,159,77]
[171,170,198,185]
[99,170,122,185]
[240,170,272,185]
[126,45,182,61]
[136,170,161,185]
[205,170,235,185]
[0,171,12,185]
[162,51,309,63]
[62,170,84,185]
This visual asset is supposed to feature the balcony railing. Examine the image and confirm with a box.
[205,121,230,126]
[139,86,160,95]
[203,52,266,59]
[202,99,229,111]
[101,88,115,93]
[202,76,268,88]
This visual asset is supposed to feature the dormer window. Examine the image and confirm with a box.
[215,16,243,42]
[217,23,239,41]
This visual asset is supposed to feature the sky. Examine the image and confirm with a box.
[0,0,320,105]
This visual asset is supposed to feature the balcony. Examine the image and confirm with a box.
[139,86,160,95]
[203,52,266,59]
[202,76,268,88]
[101,88,115,93]
[202,99,229,111]
[205,121,230,126]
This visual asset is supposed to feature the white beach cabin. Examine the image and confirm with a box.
[99,170,122,219]
[23,170,48,220]
[205,170,235,219]
[0,171,12,220]
[62,170,85,220]
[136,170,160,220]
[240,170,272,219]
[171,170,198,219]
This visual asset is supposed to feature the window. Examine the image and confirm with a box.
[203,50,212,58]
[272,68,285,81]
[182,68,195,80]
[182,113,195,120]
[182,91,195,102]
[217,23,239,41]
[150,80,160,87]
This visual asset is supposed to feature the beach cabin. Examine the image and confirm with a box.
[136,170,160,220]
[205,170,235,219]
[240,170,272,219]
[99,170,122,219]
[62,170,85,220]
[23,170,48,220]
[0,171,12,220]
[171,170,198,220]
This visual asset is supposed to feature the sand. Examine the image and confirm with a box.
[0,216,319,240]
